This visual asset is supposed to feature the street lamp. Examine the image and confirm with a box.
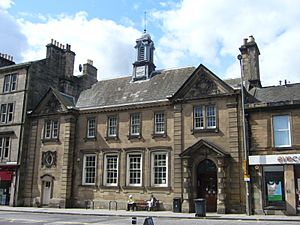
[237,54,251,216]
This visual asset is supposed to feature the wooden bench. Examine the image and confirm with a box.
[135,200,160,211]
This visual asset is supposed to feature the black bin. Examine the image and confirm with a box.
[194,198,206,217]
[173,197,182,212]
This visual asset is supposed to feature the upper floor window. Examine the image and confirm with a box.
[273,115,291,148]
[3,74,17,93]
[44,119,59,140]
[107,116,118,137]
[0,103,14,124]
[193,105,216,130]
[104,154,118,186]
[82,154,96,185]
[130,113,140,136]
[0,137,10,160]
[127,153,142,186]
[87,118,96,138]
[154,112,165,134]
[151,152,168,187]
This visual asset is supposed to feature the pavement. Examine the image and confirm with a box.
[0,206,300,222]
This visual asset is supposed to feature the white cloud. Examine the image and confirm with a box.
[153,0,300,85]
[0,0,14,10]
[17,11,141,80]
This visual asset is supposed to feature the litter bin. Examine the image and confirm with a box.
[194,198,206,217]
[173,197,182,212]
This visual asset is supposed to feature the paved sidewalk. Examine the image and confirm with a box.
[0,206,300,222]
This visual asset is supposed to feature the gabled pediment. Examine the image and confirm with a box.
[31,88,76,116]
[170,64,234,101]
[180,139,229,158]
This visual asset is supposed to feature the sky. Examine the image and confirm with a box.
[1,0,300,86]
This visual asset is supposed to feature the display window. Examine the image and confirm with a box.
[263,166,285,208]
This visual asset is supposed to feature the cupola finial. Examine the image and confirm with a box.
[143,11,147,33]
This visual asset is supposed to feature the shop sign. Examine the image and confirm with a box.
[249,154,300,165]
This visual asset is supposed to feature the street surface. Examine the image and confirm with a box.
[0,211,299,225]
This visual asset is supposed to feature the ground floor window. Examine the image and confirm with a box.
[263,166,285,208]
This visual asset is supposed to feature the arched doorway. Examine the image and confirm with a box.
[41,175,54,206]
[197,159,217,212]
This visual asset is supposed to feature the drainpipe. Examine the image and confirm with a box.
[237,54,251,215]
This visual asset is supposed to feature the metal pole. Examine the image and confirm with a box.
[237,54,251,215]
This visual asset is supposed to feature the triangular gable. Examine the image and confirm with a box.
[180,139,229,158]
[31,88,76,116]
[170,64,234,101]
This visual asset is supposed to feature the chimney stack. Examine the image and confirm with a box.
[0,53,15,68]
[83,59,97,79]
[239,35,261,90]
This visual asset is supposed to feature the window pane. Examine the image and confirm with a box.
[3,75,10,93]
[130,114,140,135]
[206,105,216,128]
[155,112,165,134]
[88,118,96,137]
[105,155,118,185]
[194,106,204,129]
[128,154,141,185]
[3,137,10,158]
[153,153,167,186]
[11,74,17,91]
[108,116,117,136]
[84,155,96,184]
[52,120,59,138]
[273,115,291,147]
[45,121,52,139]
[7,103,13,122]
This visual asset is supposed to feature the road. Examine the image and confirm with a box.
[0,211,298,225]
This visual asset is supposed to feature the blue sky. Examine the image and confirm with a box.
[1,0,300,85]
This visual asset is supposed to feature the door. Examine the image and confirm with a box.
[197,159,217,212]
[42,181,51,205]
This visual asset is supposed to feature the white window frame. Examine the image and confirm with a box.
[154,112,165,134]
[44,119,59,139]
[0,103,14,124]
[273,115,291,148]
[82,154,96,185]
[87,118,96,138]
[0,137,10,160]
[108,116,117,137]
[104,154,118,186]
[151,152,168,187]
[130,113,140,136]
[126,153,142,186]
[194,105,216,130]
[3,74,17,93]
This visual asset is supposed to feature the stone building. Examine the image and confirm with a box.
[0,40,97,206]
[23,32,249,213]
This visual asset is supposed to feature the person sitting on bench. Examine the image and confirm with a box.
[147,194,158,211]
[127,195,136,211]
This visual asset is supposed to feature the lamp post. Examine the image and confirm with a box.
[237,54,251,216]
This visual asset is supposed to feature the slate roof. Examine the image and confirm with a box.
[249,83,300,103]
[76,67,195,109]
[51,88,76,108]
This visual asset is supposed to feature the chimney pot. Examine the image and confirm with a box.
[87,59,93,65]
[284,79,287,85]
[279,80,282,85]
[243,38,248,45]
[249,35,255,42]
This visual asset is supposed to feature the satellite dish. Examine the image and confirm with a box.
[79,64,82,72]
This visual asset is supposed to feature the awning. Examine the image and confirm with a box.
[0,171,13,181]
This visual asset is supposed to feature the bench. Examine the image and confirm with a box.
[135,200,160,211]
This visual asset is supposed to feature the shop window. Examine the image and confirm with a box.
[272,115,291,148]
[264,166,285,209]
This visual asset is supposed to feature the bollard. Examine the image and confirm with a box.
[132,216,137,224]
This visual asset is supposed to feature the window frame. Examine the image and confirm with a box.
[154,112,165,135]
[0,136,10,160]
[43,119,60,140]
[193,105,217,132]
[0,103,14,124]
[3,73,17,93]
[272,115,291,148]
[107,115,118,138]
[82,154,96,185]
[103,154,119,186]
[87,117,96,139]
[126,153,142,187]
[129,113,141,137]
[151,151,168,187]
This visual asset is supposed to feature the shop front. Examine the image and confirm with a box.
[249,154,300,215]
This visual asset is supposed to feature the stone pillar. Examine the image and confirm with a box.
[182,157,192,212]
[285,165,296,215]
[217,157,226,214]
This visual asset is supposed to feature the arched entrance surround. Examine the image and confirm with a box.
[180,139,229,214]
[40,174,55,206]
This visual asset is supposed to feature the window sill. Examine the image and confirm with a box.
[84,137,97,142]
[99,185,120,190]
[152,133,167,138]
[105,136,119,141]
[273,146,293,151]
[42,138,59,143]
[192,128,219,134]
[80,184,97,188]
[127,134,142,140]
[147,186,171,192]
[122,186,144,190]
